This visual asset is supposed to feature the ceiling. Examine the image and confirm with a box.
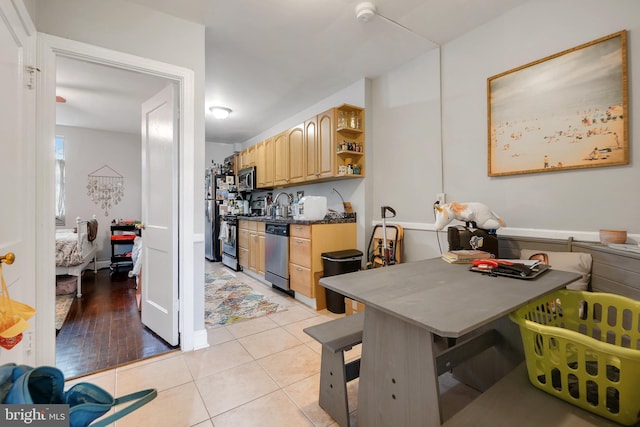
[56,0,529,143]
[56,57,169,134]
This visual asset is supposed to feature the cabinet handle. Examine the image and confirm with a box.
[296,267,303,271]
[295,239,304,244]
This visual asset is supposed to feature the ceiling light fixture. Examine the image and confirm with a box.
[355,2,376,23]
[209,106,232,119]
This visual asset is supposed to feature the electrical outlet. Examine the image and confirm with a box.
[436,193,446,205]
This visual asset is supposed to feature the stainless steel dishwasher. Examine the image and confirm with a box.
[265,222,290,292]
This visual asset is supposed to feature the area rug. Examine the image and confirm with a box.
[55,294,74,330]
[204,267,286,327]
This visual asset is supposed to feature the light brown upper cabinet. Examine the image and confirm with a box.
[273,131,288,187]
[256,137,274,188]
[316,109,336,179]
[248,104,364,189]
[238,144,256,170]
[304,116,318,181]
[288,124,305,184]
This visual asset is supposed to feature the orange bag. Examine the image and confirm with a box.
[0,264,36,349]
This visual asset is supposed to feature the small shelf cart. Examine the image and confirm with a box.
[110,223,141,275]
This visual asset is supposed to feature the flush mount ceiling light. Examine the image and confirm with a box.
[209,106,232,119]
[355,1,377,23]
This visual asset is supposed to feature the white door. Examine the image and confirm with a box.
[0,1,36,364]
[141,84,179,346]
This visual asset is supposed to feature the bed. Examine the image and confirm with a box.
[56,216,98,297]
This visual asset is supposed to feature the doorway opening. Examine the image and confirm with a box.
[53,56,178,378]
[37,33,198,374]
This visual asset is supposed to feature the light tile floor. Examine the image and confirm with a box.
[71,263,477,426]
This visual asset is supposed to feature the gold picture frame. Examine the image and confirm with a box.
[488,30,628,177]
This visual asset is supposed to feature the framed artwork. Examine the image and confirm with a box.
[488,30,628,176]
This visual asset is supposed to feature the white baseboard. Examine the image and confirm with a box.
[192,328,209,351]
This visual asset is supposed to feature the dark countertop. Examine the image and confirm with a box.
[235,212,356,225]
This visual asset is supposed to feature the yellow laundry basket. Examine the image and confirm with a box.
[510,289,640,426]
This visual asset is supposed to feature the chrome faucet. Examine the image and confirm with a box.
[270,192,294,218]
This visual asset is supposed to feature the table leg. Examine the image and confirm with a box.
[358,308,442,426]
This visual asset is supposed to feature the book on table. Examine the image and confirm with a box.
[441,250,492,264]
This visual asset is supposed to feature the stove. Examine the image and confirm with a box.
[221,215,239,271]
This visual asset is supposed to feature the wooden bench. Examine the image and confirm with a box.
[443,363,622,427]
[303,312,364,427]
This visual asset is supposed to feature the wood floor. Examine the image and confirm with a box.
[56,268,177,379]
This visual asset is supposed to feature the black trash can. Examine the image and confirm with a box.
[321,249,363,314]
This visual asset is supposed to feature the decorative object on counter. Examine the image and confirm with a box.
[86,165,124,216]
[204,267,286,326]
[599,229,627,245]
[434,201,506,231]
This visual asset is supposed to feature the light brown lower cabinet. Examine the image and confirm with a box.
[288,222,357,310]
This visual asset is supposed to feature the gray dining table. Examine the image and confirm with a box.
[319,257,581,426]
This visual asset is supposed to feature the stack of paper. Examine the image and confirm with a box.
[441,250,492,264]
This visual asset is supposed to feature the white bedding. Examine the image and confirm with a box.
[55,217,98,297]
[55,230,93,267]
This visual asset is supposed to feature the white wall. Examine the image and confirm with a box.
[441,0,640,235]
[369,49,443,260]
[57,125,141,263]
[205,141,235,170]
[370,0,640,262]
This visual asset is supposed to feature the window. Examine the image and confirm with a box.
[55,136,65,226]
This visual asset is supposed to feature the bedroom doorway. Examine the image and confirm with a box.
[54,55,178,377]
[37,34,196,374]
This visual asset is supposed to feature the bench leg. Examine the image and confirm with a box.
[319,346,350,427]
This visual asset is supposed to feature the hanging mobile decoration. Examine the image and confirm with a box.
[86,165,125,216]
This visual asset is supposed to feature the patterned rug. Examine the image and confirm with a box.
[204,266,286,327]
[55,294,74,330]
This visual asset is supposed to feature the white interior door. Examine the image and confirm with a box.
[0,1,36,365]
[141,84,179,346]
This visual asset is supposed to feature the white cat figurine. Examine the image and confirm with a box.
[434,201,506,231]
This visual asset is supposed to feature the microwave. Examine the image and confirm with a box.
[237,166,256,192]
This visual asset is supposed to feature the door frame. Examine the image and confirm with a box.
[35,33,197,365]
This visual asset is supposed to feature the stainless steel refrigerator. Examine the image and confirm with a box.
[205,169,234,261]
